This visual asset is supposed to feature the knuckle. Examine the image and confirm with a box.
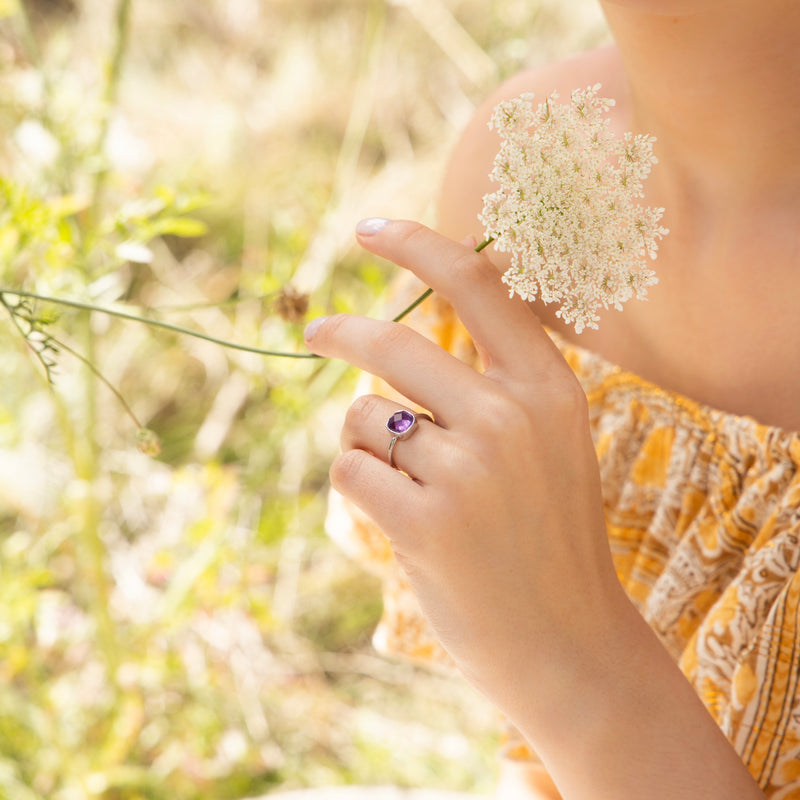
[544,372,589,421]
[476,387,530,438]
[466,378,589,453]
[370,320,414,358]
[397,221,429,249]
[441,444,492,490]
[329,449,366,492]
[450,250,493,286]
[564,377,589,415]
[346,394,382,427]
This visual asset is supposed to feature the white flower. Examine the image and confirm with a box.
[480,84,668,333]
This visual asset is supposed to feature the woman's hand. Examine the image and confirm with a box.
[304,218,620,707]
[305,219,767,800]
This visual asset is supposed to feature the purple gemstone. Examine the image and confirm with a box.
[387,410,414,435]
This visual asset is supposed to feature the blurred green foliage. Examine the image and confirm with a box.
[0,1,606,798]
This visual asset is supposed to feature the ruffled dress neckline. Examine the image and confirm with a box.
[547,328,800,468]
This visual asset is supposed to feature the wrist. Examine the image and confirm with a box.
[491,591,764,800]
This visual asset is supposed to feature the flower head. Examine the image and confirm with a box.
[480,85,668,333]
[136,428,162,457]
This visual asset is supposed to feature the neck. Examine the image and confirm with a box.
[601,3,800,205]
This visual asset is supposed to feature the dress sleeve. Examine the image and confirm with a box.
[324,274,481,667]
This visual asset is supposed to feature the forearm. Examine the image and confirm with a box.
[494,590,764,800]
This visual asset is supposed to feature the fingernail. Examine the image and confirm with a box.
[356,217,390,235]
[304,316,329,341]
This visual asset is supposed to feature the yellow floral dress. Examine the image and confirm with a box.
[326,287,800,799]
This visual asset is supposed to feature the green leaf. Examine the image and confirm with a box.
[150,215,208,239]
[47,194,88,219]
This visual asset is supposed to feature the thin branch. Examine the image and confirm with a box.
[0,294,59,382]
[0,290,320,359]
[88,0,134,228]
[0,237,494,361]
[50,333,144,430]
[392,288,432,322]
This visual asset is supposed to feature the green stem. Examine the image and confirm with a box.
[391,236,493,323]
[74,311,121,684]
[57,0,134,745]
[392,288,432,322]
[1,237,494,362]
[77,0,132,695]
[88,0,133,227]
[51,334,144,429]
[0,290,319,359]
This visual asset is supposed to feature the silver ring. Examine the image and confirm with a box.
[386,410,432,469]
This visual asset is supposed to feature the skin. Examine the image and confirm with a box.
[440,8,800,432]
[305,2,800,797]
[306,221,764,800]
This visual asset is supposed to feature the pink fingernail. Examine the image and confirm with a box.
[356,217,390,235]
[304,316,328,341]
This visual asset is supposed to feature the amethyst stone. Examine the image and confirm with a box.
[387,410,415,436]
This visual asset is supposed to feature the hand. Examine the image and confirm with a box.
[304,219,766,799]
[304,219,621,704]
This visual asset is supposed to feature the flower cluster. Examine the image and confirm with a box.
[480,84,668,333]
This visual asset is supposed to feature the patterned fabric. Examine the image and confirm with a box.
[326,283,800,798]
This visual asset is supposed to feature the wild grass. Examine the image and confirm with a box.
[0,1,606,798]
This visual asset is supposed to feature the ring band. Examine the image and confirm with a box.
[386,409,432,469]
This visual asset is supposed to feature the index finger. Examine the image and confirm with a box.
[304,312,486,427]
[355,218,565,381]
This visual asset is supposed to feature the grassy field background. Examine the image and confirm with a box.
[0,1,607,798]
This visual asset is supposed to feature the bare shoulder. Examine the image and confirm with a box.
[436,46,627,247]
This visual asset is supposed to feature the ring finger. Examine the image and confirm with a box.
[341,394,439,480]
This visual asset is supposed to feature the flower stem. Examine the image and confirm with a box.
[51,333,145,430]
[0,290,320,359]
[88,0,133,227]
[1,236,494,362]
[392,236,492,323]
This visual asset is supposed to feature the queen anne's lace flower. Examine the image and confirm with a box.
[480,84,668,333]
